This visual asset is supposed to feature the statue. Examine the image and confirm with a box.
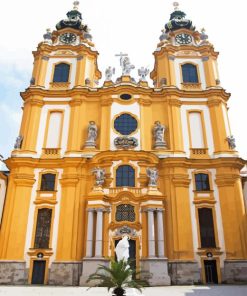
[115,235,130,262]
[105,66,115,81]
[14,135,23,149]
[122,56,135,75]
[138,67,149,81]
[153,121,167,149]
[43,28,52,45]
[85,121,97,147]
[146,167,159,187]
[226,135,236,150]
[92,167,105,186]
[115,53,135,76]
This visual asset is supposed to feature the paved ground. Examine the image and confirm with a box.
[0,286,247,296]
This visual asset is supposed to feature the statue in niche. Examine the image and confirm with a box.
[226,135,236,150]
[153,121,167,148]
[115,235,130,262]
[105,66,115,81]
[85,121,97,147]
[92,167,105,186]
[146,167,159,187]
[138,67,149,81]
[14,135,23,149]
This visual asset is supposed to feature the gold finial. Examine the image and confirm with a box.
[173,2,179,11]
[73,1,80,10]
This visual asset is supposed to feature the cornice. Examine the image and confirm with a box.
[90,151,159,165]
[20,85,230,102]
[33,42,99,59]
[152,43,218,59]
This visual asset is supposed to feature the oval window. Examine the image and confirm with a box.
[120,94,132,100]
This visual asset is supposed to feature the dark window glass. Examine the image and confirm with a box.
[114,114,137,135]
[198,208,216,248]
[116,204,135,222]
[34,208,52,249]
[120,94,132,100]
[195,173,210,191]
[116,165,135,187]
[182,63,199,83]
[53,63,70,82]
[40,174,56,191]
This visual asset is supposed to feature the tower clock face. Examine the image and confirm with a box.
[175,33,192,45]
[59,33,77,44]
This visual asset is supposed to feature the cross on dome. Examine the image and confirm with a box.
[173,2,180,11]
[73,1,80,10]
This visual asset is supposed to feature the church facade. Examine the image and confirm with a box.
[0,2,247,286]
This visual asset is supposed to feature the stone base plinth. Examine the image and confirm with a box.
[168,261,201,285]
[84,141,96,149]
[103,80,114,86]
[49,261,82,286]
[140,258,171,286]
[0,261,27,285]
[138,81,148,87]
[222,260,247,283]
[80,258,110,286]
[154,142,167,150]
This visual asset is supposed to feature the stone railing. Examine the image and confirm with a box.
[42,148,61,157]
[109,187,142,195]
[49,82,70,89]
[190,148,208,157]
[181,82,201,90]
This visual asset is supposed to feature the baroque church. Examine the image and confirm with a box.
[0,1,247,286]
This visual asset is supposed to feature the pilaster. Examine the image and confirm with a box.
[56,174,79,260]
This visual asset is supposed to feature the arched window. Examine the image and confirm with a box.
[116,204,135,222]
[198,208,216,248]
[34,208,52,249]
[53,63,70,82]
[195,173,210,191]
[40,173,56,191]
[116,165,135,187]
[114,113,138,135]
[182,63,199,83]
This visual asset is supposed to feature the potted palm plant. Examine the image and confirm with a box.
[86,259,149,296]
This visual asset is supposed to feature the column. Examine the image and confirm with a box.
[157,209,165,257]
[85,209,94,257]
[95,208,103,257]
[147,209,156,258]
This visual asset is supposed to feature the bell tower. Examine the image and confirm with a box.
[31,1,101,90]
[151,2,219,89]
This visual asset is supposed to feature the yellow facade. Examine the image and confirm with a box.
[0,3,246,286]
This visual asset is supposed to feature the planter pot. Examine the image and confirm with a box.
[112,287,126,296]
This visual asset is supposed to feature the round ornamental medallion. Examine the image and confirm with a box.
[114,113,138,135]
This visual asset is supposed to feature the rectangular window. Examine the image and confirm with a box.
[198,208,216,248]
[45,111,63,148]
[195,173,210,191]
[189,112,205,148]
[34,208,52,249]
[40,174,56,191]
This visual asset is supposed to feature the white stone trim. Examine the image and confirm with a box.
[36,104,70,158]
[181,104,214,157]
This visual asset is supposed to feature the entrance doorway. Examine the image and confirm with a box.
[115,239,136,272]
[31,260,46,284]
[204,260,218,284]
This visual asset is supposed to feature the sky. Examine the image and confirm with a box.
[0,0,246,165]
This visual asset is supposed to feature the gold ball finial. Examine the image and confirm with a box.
[73,1,80,10]
[173,2,179,11]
